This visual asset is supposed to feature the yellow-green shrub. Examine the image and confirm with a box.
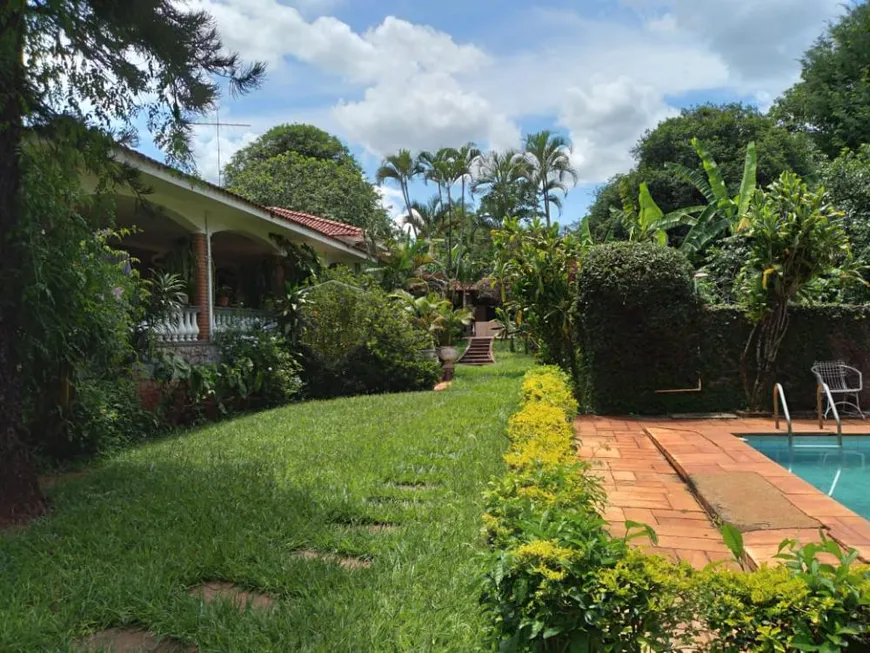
[482,366,870,652]
[521,365,578,416]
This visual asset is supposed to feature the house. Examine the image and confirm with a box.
[108,148,375,361]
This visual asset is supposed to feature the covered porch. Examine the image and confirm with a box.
[110,149,373,348]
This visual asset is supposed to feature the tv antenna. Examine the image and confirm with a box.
[191,107,250,187]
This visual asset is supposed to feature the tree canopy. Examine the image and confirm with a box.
[774,3,870,158]
[0,0,263,524]
[223,123,353,185]
[585,104,817,239]
[224,123,391,235]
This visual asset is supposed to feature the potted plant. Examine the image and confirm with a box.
[391,290,449,360]
[217,285,233,307]
[436,304,473,364]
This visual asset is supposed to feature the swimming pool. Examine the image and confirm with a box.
[742,435,870,520]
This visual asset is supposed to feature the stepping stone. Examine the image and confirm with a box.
[189,581,275,610]
[76,629,196,652]
[292,549,372,570]
[387,481,439,490]
[332,518,400,534]
[366,495,420,505]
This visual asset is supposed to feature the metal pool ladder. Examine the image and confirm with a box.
[774,382,792,440]
[817,382,844,448]
[775,382,843,448]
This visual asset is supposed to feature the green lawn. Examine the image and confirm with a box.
[0,348,532,652]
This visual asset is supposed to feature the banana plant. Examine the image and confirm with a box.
[609,179,696,245]
[667,138,757,256]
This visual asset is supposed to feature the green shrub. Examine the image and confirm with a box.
[215,325,303,407]
[698,537,870,651]
[576,242,702,414]
[482,366,870,652]
[298,277,441,398]
[152,326,303,421]
[521,366,578,416]
[54,376,163,462]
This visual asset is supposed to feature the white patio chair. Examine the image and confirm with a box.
[812,360,865,419]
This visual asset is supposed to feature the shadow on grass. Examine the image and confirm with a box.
[1,457,384,651]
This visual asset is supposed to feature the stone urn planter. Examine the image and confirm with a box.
[418,347,438,361]
[437,345,459,364]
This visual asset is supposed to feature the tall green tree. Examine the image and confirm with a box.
[737,173,855,410]
[225,124,389,235]
[774,3,870,158]
[224,124,352,185]
[586,104,816,238]
[419,148,461,272]
[455,142,481,218]
[376,149,422,236]
[0,0,263,524]
[523,131,578,227]
[405,197,443,249]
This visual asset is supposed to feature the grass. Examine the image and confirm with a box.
[0,349,533,652]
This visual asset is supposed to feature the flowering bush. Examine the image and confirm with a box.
[482,366,870,652]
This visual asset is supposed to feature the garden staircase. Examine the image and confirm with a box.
[457,337,495,366]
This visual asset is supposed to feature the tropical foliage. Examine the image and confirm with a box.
[736,173,857,409]
[224,123,394,244]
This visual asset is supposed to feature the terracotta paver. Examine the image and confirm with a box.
[574,417,733,569]
[641,417,870,568]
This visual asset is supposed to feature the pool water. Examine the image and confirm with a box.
[743,435,870,520]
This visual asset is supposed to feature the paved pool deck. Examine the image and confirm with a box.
[575,416,870,569]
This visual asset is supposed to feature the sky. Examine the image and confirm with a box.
[137,0,850,226]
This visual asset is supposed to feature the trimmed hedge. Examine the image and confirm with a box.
[576,242,870,414]
[576,243,702,414]
[481,366,870,652]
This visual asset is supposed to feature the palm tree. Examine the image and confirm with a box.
[524,130,578,227]
[406,197,443,256]
[419,148,461,271]
[455,142,481,217]
[376,149,422,236]
[473,149,532,226]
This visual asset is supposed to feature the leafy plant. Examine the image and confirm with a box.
[298,274,440,398]
[736,172,858,410]
[390,290,450,347]
[435,303,473,347]
[493,217,584,388]
[666,138,757,257]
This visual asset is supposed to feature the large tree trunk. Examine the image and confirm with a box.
[0,4,46,526]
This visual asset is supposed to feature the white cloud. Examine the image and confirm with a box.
[184,0,844,188]
[655,0,842,86]
[559,77,678,183]
[333,72,519,156]
[375,185,409,231]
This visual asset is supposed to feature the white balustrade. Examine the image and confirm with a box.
[213,308,277,334]
[155,307,201,343]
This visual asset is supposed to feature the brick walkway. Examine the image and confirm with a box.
[576,416,870,570]
[575,417,732,569]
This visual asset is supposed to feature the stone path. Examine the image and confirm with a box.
[575,417,733,569]
[576,416,870,569]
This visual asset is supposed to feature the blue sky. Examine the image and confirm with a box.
[139,0,848,226]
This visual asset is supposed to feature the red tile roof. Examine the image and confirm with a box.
[268,206,364,239]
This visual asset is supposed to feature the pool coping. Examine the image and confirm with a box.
[643,420,870,568]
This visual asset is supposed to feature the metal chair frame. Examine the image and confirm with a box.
[811,360,865,419]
